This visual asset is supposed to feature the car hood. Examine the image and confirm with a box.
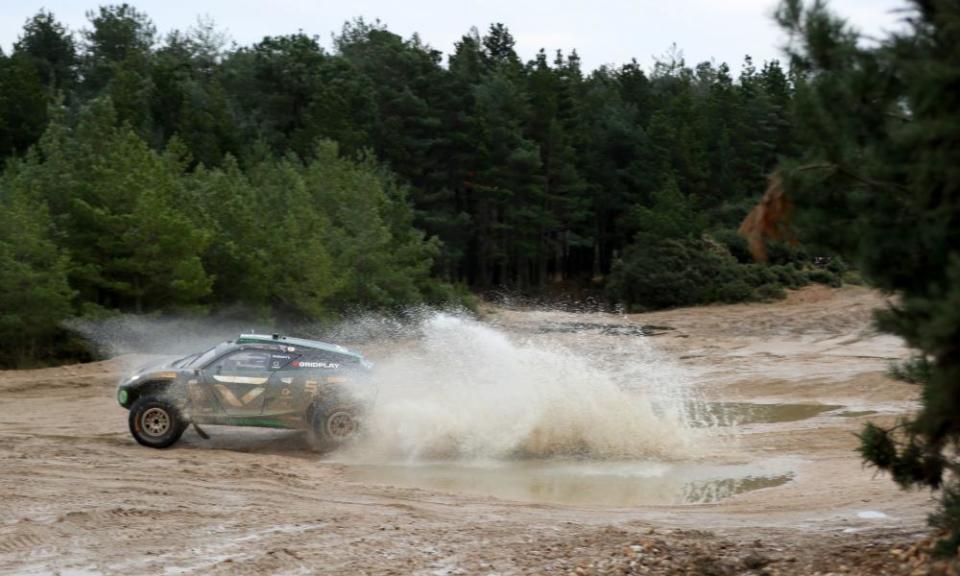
[134,357,179,374]
[118,357,184,385]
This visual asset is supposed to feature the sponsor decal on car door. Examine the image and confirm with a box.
[261,354,305,416]
[204,350,273,415]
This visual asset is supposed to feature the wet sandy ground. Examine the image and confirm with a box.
[0,286,944,574]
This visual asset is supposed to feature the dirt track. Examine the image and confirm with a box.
[0,286,947,575]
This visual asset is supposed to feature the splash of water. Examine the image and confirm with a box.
[69,307,713,461]
[66,314,264,358]
[350,312,704,461]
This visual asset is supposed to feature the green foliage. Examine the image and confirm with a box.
[856,422,898,471]
[889,355,934,385]
[772,0,960,551]
[12,98,212,312]
[1,9,810,299]
[768,263,808,289]
[181,156,270,310]
[303,143,441,310]
[628,176,703,240]
[0,52,48,156]
[754,283,787,301]
[81,4,155,94]
[0,6,831,365]
[178,141,450,321]
[806,268,840,288]
[14,10,77,94]
[711,228,754,263]
[930,484,960,556]
[0,180,75,365]
[764,240,808,266]
[608,235,803,311]
[223,32,376,160]
[841,270,864,285]
[608,238,753,310]
[738,263,779,288]
[151,27,238,167]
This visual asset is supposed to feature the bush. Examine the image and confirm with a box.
[754,283,787,301]
[421,281,480,312]
[842,270,865,285]
[740,263,779,288]
[710,228,753,263]
[766,240,809,265]
[769,263,809,289]
[607,238,786,311]
[807,268,842,287]
[825,256,848,275]
[713,279,754,303]
[607,239,730,310]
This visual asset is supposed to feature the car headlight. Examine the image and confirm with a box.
[117,388,129,406]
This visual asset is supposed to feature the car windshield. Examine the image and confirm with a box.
[171,353,199,368]
[187,346,220,368]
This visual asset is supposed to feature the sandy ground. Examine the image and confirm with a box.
[0,286,950,575]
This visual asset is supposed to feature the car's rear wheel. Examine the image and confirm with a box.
[310,402,360,450]
[129,396,187,449]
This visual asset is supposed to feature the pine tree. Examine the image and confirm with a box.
[303,142,440,309]
[0,179,74,365]
[470,68,543,286]
[81,4,155,94]
[335,20,447,185]
[149,24,239,167]
[17,98,211,312]
[0,51,48,157]
[182,155,271,311]
[80,5,156,135]
[245,154,338,320]
[13,10,77,95]
[742,0,960,552]
[481,23,521,71]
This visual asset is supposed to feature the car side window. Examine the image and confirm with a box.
[268,352,300,370]
[212,350,272,373]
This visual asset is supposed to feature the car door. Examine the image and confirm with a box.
[201,349,273,416]
[261,351,351,417]
[260,352,305,417]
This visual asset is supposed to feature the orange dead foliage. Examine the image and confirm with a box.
[738,170,794,261]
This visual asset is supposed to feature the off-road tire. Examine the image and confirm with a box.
[310,402,360,451]
[129,396,187,449]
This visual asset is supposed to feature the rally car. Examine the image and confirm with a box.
[116,333,372,449]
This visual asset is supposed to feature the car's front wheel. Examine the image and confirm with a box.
[128,396,187,449]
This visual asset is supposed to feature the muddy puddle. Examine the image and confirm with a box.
[342,459,795,506]
[527,321,675,337]
[691,402,843,426]
[836,410,878,418]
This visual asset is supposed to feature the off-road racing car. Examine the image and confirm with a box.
[116,334,372,449]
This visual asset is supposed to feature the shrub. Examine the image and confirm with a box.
[766,240,809,265]
[710,228,753,263]
[807,268,842,287]
[825,256,848,275]
[606,238,780,310]
[754,283,787,301]
[606,239,733,310]
[842,270,865,285]
[740,263,779,288]
[713,279,754,303]
[769,263,809,289]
